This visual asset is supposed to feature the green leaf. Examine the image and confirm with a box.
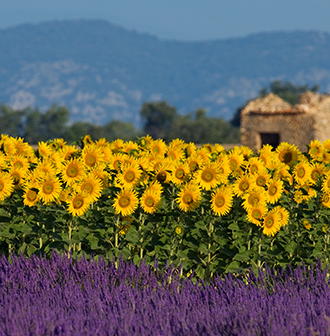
[226,261,241,273]
[125,226,139,245]
[233,250,251,262]
[20,224,32,234]
[285,241,297,254]
[228,223,239,231]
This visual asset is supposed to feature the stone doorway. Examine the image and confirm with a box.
[259,133,280,149]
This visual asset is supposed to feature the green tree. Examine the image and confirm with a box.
[168,108,239,144]
[140,101,178,141]
[0,104,25,138]
[103,120,138,142]
[23,104,70,143]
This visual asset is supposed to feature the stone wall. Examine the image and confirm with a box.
[240,91,330,152]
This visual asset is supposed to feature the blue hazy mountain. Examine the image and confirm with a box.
[0,19,329,125]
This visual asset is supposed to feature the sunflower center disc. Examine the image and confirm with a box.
[283,152,293,164]
[216,196,225,207]
[202,170,213,182]
[43,183,54,195]
[298,168,305,178]
[145,196,154,207]
[265,218,274,228]
[125,171,135,182]
[176,169,184,179]
[27,191,37,201]
[73,198,84,209]
[119,196,130,208]
[68,166,78,177]
[184,194,193,204]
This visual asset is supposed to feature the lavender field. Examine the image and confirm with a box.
[0,253,329,336]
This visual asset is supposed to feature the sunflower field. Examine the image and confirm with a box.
[0,134,330,280]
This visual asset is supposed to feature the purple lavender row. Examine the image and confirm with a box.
[0,253,330,336]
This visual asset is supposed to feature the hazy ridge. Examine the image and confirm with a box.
[0,19,330,125]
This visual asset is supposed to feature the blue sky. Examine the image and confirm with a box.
[1,0,330,41]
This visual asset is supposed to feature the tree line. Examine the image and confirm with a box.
[0,80,319,145]
[0,102,240,144]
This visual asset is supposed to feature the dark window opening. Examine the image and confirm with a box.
[260,133,280,149]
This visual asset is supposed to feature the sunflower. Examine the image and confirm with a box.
[239,146,254,161]
[109,153,127,171]
[272,205,289,228]
[263,209,281,236]
[123,141,140,156]
[149,139,168,157]
[294,183,317,203]
[272,162,292,183]
[35,159,57,176]
[254,168,270,188]
[202,143,215,154]
[321,191,330,208]
[322,172,330,192]
[211,185,233,216]
[301,219,312,230]
[82,135,94,147]
[154,162,173,184]
[266,179,283,204]
[171,162,190,185]
[185,142,197,157]
[233,174,255,197]
[23,188,39,207]
[9,154,30,171]
[247,157,264,175]
[231,167,245,179]
[293,160,311,185]
[61,158,86,185]
[117,163,142,189]
[195,148,210,165]
[214,155,231,182]
[227,148,245,171]
[9,168,25,189]
[0,152,8,171]
[11,137,32,156]
[79,173,103,202]
[140,187,162,214]
[308,139,323,160]
[0,172,14,201]
[259,144,276,169]
[38,174,62,204]
[67,191,92,216]
[1,137,16,156]
[112,189,139,217]
[246,205,267,226]
[38,141,53,158]
[242,187,268,211]
[58,145,79,161]
[176,182,202,212]
[169,138,185,149]
[195,162,223,190]
[90,163,109,189]
[110,139,124,153]
[276,142,300,166]
[166,147,185,161]
[81,144,105,168]
[148,181,163,195]
[187,155,203,173]
[310,162,327,184]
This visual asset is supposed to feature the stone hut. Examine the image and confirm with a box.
[240,91,330,152]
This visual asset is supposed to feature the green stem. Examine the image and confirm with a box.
[257,229,262,268]
[68,219,73,256]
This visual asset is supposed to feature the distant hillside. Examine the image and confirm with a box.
[0,19,330,126]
